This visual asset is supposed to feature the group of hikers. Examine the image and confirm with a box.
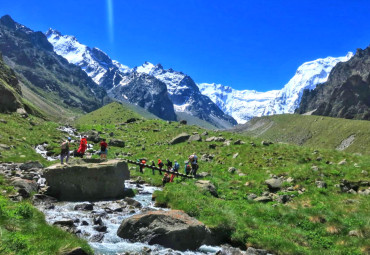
[60,136,199,186]
[60,136,108,164]
[136,153,199,186]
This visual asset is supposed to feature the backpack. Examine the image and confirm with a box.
[61,141,68,150]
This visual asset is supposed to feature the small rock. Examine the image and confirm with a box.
[358,189,370,196]
[74,203,94,211]
[209,144,217,149]
[233,140,245,145]
[316,157,323,161]
[361,170,368,176]
[348,230,363,237]
[246,247,269,255]
[81,221,89,226]
[179,120,187,125]
[201,131,208,136]
[315,181,327,189]
[311,166,319,172]
[89,233,104,242]
[247,193,257,200]
[124,197,142,208]
[64,247,89,255]
[254,196,272,203]
[93,225,107,232]
[0,119,7,124]
[0,144,11,150]
[277,195,290,204]
[228,167,237,173]
[197,172,210,178]
[53,219,74,227]
[261,141,270,146]
[338,159,347,165]
[233,153,239,159]
[286,177,294,183]
[93,216,103,226]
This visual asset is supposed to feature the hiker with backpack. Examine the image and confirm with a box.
[151,160,156,175]
[166,159,173,170]
[99,139,108,160]
[60,137,71,164]
[140,159,146,173]
[158,159,164,175]
[189,153,198,176]
[173,160,180,172]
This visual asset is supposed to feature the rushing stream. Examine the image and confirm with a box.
[37,180,221,255]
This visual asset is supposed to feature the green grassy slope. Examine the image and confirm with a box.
[232,114,370,155]
[75,102,144,126]
[0,176,92,255]
[72,107,370,255]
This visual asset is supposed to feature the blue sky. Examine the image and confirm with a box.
[1,0,370,91]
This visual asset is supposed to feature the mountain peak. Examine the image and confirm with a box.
[45,28,61,37]
[0,15,16,29]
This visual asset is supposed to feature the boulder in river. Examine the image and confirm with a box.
[43,160,130,201]
[11,178,38,198]
[117,210,210,251]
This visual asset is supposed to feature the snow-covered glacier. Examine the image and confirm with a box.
[198,52,353,124]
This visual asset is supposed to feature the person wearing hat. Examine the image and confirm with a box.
[60,137,72,164]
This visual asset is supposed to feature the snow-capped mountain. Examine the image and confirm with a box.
[46,29,236,127]
[134,62,237,127]
[199,53,353,123]
[263,52,354,115]
[46,29,130,85]
[198,83,280,123]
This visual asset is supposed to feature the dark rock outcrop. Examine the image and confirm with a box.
[0,15,110,115]
[43,160,130,201]
[0,52,23,113]
[117,210,210,251]
[297,47,370,120]
[109,72,177,121]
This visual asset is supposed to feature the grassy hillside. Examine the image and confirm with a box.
[232,114,370,155]
[75,102,145,126]
[71,106,370,255]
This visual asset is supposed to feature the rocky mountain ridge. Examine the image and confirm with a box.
[0,15,110,116]
[297,47,370,120]
[46,29,237,128]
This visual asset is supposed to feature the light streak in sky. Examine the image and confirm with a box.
[107,0,114,43]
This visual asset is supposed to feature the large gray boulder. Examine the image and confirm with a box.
[11,178,38,198]
[117,210,210,251]
[188,134,202,142]
[169,133,190,145]
[109,139,125,147]
[265,178,283,191]
[195,180,218,197]
[43,160,130,201]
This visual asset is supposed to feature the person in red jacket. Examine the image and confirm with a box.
[99,139,108,160]
[77,136,88,156]
[157,159,164,175]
